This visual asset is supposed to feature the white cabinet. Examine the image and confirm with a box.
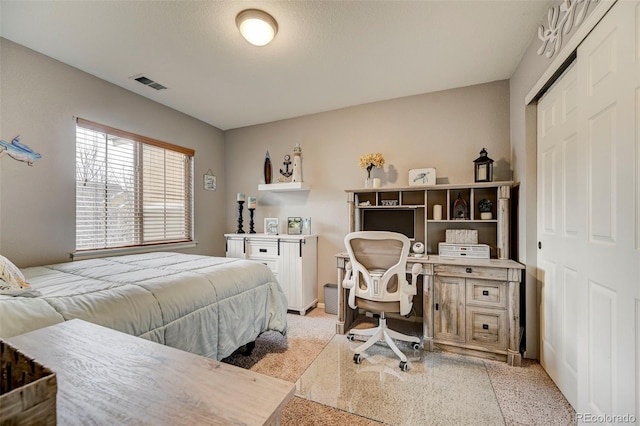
[225,234,318,315]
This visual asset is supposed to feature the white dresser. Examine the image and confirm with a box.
[224,233,318,315]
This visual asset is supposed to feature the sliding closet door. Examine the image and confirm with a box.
[537,62,581,409]
[538,1,640,417]
[575,0,639,417]
[537,0,640,423]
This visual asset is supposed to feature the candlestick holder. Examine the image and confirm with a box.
[236,201,245,234]
[248,208,256,234]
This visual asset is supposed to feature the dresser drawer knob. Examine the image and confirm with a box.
[482,324,489,330]
[466,267,472,273]
[259,248,267,253]
[482,290,489,296]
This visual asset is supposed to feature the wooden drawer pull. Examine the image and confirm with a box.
[466,267,472,273]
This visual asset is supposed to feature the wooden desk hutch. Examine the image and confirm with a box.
[337,182,525,366]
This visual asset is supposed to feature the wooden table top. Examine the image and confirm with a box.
[335,252,525,269]
[8,320,295,425]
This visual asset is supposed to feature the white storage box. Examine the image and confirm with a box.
[445,229,478,244]
[439,243,490,259]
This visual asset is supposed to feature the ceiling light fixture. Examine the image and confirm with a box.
[236,9,278,46]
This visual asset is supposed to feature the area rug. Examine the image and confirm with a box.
[224,309,575,425]
[296,334,504,425]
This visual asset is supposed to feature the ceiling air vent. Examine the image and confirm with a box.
[130,75,167,91]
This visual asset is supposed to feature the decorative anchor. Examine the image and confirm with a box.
[279,154,293,178]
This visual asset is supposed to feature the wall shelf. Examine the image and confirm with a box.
[258,182,310,192]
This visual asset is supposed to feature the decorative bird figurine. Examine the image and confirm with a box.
[0,135,41,166]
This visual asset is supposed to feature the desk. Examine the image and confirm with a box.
[335,253,524,366]
[8,320,295,425]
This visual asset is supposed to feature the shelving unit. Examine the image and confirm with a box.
[345,181,513,259]
[258,182,310,192]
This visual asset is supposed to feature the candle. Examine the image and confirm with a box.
[237,192,245,202]
[433,204,443,220]
[248,197,256,209]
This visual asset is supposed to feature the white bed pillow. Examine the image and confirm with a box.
[0,255,41,297]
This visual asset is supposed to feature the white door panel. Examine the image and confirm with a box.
[576,0,639,417]
[538,0,639,419]
[538,62,580,409]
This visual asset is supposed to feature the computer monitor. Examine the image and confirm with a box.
[361,208,416,240]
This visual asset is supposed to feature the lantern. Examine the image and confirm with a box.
[473,148,494,182]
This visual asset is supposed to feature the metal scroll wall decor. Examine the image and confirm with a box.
[537,0,598,59]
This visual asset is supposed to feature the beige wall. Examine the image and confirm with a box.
[0,38,226,267]
[1,37,510,293]
[225,80,511,303]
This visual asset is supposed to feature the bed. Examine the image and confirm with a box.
[0,252,288,360]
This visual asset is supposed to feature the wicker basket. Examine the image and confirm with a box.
[0,340,57,425]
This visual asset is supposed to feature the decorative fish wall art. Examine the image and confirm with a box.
[0,135,41,166]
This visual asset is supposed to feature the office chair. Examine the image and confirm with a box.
[342,231,422,371]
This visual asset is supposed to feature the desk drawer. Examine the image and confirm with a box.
[466,279,507,309]
[247,242,279,259]
[434,265,508,281]
[466,307,507,349]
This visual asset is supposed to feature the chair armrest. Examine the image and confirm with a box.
[342,261,355,289]
[411,263,422,277]
[403,263,422,296]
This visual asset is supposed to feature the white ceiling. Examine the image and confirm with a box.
[0,1,552,131]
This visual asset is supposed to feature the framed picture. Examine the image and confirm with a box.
[264,218,279,235]
[408,168,436,186]
[203,170,216,191]
[287,217,302,235]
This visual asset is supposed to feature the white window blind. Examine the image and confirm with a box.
[75,118,194,252]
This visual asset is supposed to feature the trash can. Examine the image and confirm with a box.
[323,283,338,314]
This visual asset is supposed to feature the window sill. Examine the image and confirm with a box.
[71,241,198,261]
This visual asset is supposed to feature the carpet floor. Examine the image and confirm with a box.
[223,308,575,425]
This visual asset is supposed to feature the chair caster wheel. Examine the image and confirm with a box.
[353,354,362,364]
[412,343,420,350]
[347,334,355,341]
[399,361,408,371]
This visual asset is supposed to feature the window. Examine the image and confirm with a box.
[75,118,194,252]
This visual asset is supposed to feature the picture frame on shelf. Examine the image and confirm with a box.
[408,168,436,186]
[264,218,279,235]
[287,217,302,235]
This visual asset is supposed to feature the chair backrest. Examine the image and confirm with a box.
[343,231,414,315]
